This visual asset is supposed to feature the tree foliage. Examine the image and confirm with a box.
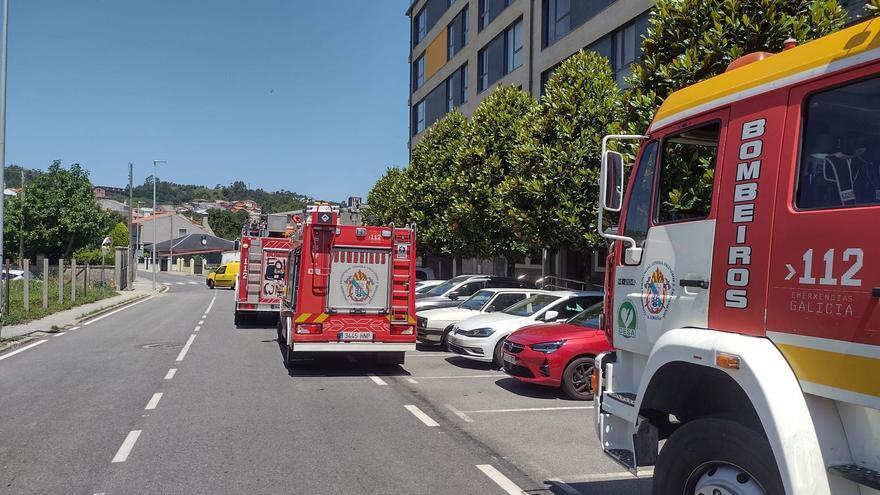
[108,222,129,247]
[207,209,250,240]
[364,167,407,227]
[127,178,312,214]
[626,0,847,130]
[4,161,115,260]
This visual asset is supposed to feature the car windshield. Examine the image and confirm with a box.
[459,290,494,311]
[424,276,469,296]
[415,284,437,294]
[503,294,560,317]
[568,302,604,329]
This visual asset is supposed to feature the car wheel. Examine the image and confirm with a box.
[652,418,783,495]
[440,325,455,348]
[208,279,215,289]
[492,338,506,369]
[561,356,596,400]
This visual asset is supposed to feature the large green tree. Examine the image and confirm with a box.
[508,50,623,251]
[207,209,249,240]
[626,0,848,131]
[4,161,115,260]
[451,85,538,268]
[364,167,408,227]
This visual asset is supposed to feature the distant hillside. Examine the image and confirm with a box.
[4,164,42,188]
[123,178,316,213]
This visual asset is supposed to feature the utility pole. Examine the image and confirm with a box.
[0,0,10,339]
[151,160,166,290]
[17,168,22,263]
[128,162,134,289]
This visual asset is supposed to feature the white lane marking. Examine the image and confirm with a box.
[406,378,419,384]
[111,430,142,463]
[145,393,163,410]
[367,374,387,386]
[69,326,80,331]
[404,405,439,427]
[164,368,177,380]
[198,320,204,325]
[175,282,185,285]
[445,403,474,423]
[0,340,47,361]
[475,464,526,495]
[555,469,653,482]
[404,353,456,357]
[194,326,201,332]
[462,406,593,414]
[204,295,216,314]
[202,314,208,319]
[53,332,67,337]
[175,334,197,362]
[415,374,506,380]
[188,281,198,285]
[162,283,171,286]
[83,295,156,326]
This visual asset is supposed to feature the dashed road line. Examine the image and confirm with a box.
[406,377,419,384]
[445,403,474,423]
[175,282,185,285]
[111,430,142,463]
[164,368,177,380]
[367,374,387,386]
[198,320,204,325]
[415,374,506,380]
[175,334,197,362]
[53,332,67,337]
[145,393,163,410]
[0,340,47,362]
[205,295,216,314]
[462,406,592,414]
[404,404,439,427]
[187,281,198,285]
[475,464,526,495]
[69,326,80,331]
[83,295,156,326]
[194,326,201,332]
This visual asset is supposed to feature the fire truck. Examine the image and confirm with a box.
[234,213,292,326]
[278,204,417,365]
[594,19,879,495]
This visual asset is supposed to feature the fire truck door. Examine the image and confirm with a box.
[613,110,728,355]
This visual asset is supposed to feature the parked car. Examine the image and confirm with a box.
[415,275,534,311]
[1,269,25,281]
[501,302,610,400]
[415,267,435,281]
[417,288,544,346]
[446,291,604,368]
[207,261,239,289]
[415,279,445,294]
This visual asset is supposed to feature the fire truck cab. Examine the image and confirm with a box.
[595,19,880,495]
[279,205,417,365]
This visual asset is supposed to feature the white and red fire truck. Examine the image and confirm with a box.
[594,19,879,495]
[278,205,417,365]
[234,214,292,326]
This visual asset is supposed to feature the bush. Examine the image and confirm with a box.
[0,277,117,326]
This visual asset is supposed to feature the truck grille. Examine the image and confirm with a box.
[503,340,524,354]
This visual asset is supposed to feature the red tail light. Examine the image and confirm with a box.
[239,303,256,310]
[390,325,414,335]
[296,323,323,334]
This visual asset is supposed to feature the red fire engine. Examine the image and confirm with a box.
[234,214,292,326]
[278,205,417,365]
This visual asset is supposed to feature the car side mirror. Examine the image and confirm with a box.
[448,291,460,301]
[543,310,559,321]
[485,305,496,313]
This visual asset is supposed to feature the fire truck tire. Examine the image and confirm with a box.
[652,417,783,495]
[276,318,284,342]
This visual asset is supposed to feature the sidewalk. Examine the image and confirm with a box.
[0,277,162,340]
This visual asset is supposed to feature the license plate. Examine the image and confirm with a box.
[502,352,517,365]
[339,331,373,341]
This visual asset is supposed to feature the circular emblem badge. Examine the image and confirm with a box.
[641,261,676,320]
[341,266,378,304]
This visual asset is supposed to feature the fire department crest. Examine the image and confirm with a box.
[641,261,676,320]
[343,268,377,304]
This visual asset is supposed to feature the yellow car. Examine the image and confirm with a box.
[207,261,239,289]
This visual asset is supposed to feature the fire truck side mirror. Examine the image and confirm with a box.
[234,239,241,251]
[624,246,643,265]
[602,151,624,211]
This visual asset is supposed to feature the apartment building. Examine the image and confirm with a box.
[406,0,654,150]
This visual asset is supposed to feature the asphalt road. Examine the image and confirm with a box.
[0,270,650,495]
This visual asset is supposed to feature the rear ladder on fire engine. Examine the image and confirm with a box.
[389,226,413,325]
[246,238,262,303]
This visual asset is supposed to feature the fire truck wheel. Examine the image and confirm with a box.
[652,417,783,495]
[207,280,215,289]
[276,318,284,342]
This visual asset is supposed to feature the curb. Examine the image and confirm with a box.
[0,335,42,354]
[75,286,168,325]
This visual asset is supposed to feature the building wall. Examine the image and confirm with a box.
[134,214,213,247]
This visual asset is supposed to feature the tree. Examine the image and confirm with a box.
[508,50,623,251]
[3,161,115,260]
[626,0,847,131]
[364,167,408,227]
[451,85,538,270]
[108,222,129,247]
[207,209,249,240]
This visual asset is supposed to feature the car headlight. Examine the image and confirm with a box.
[530,340,566,354]
[458,327,495,337]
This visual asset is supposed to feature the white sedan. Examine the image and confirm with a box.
[416,288,545,346]
[446,291,603,368]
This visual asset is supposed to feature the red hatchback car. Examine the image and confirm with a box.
[500,303,611,400]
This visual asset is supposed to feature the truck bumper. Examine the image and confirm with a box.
[292,342,416,352]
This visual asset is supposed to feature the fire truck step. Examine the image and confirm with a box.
[606,449,636,470]
[606,392,637,406]
[828,464,880,490]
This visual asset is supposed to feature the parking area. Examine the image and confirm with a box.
[395,345,652,495]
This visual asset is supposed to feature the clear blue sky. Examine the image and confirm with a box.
[6,1,410,201]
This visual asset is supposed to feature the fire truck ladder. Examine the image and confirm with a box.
[389,226,413,324]
[246,238,263,303]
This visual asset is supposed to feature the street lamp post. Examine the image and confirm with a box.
[0,0,10,338]
[151,160,166,290]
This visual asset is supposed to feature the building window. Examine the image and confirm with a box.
[413,55,425,91]
[447,7,469,59]
[612,23,638,84]
[414,8,427,45]
[178,228,187,237]
[413,100,426,135]
[462,64,468,103]
[540,64,559,97]
[445,63,468,112]
[479,0,511,31]
[543,0,616,48]
[477,18,523,92]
